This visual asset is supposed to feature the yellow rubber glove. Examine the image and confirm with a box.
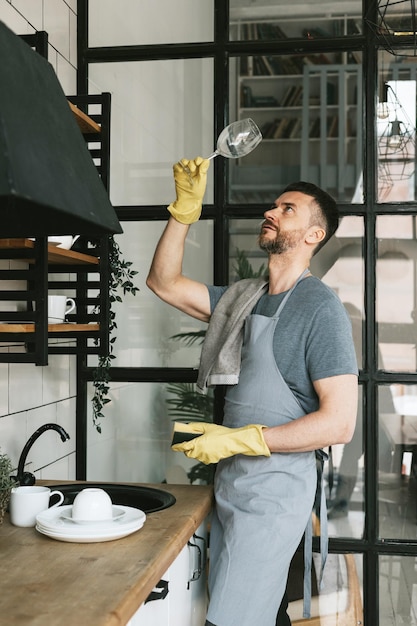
[167,157,210,224]
[171,421,271,465]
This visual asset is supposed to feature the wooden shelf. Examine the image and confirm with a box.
[0,237,104,362]
[68,101,101,134]
[0,323,99,333]
[0,239,99,266]
[0,93,110,364]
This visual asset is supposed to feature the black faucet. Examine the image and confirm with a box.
[14,423,70,486]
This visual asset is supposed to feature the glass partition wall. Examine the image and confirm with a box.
[78,1,417,624]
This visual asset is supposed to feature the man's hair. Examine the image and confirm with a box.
[282,181,339,255]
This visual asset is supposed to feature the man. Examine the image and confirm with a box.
[147,157,358,626]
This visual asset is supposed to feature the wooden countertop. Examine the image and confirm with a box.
[0,482,213,626]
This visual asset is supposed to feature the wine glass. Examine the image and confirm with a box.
[177,118,262,183]
[206,118,262,160]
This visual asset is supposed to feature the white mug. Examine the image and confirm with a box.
[48,235,80,250]
[9,486,64,527]
[48,295,76,324]
[29,236,80,250]
[72,488,113,522]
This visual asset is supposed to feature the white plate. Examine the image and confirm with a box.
[35,520,145,543]
[36,515,145,537]
[36,505,146,537]
[61,506,125,524]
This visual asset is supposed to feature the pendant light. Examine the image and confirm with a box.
[377,83,415,190]
[366,0,417,56]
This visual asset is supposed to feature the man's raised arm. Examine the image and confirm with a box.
[146,157,212,322]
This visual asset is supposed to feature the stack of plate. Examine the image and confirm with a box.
[36,504,146,543]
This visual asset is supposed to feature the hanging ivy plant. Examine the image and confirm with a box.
[91,236,139,433]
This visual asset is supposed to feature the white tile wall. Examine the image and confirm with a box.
[0,363,9,415]
[0,0,77,479]
[56,51,76,94]
[0,1,35,34]
[10,0,43,31]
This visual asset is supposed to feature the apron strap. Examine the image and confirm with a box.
[273,268,311,319]
[303,449,329,619]
[303,513,313,618]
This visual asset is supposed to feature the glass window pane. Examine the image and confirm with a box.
[313,216,364,538]
[87,381,214,484]
[315,216,364,369]
[89,0,214,46]
[229,54,363,203]
[328,387,364,539]
[97,221,213,368]
[376,215,416,372]
[380,555,417,625]
[379,384,417,541]
[288,552,363,623]
[88,59,214,206]
[230,4,363,39]
[377,53,417,202]
[322,220,363,539]
[228,218,267,281]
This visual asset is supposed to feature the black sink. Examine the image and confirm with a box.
[49,483,176,514]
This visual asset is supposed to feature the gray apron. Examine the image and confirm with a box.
[207,272,317,626]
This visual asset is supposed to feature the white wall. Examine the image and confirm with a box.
[0,0,78,481]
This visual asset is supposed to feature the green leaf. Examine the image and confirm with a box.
[232,247,266,279]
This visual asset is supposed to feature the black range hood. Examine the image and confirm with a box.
[0,21,122,237]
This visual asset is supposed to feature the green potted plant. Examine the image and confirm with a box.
[0,451,18,524]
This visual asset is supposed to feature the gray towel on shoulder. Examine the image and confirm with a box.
[197,278,268,393]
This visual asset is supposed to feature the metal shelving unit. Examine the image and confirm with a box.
[0,94,112,365]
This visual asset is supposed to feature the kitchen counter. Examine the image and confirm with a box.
[0,481,213,626]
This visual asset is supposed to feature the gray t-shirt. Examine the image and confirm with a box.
[208,276,358,415]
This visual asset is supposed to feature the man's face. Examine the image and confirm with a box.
[258,190,317,255]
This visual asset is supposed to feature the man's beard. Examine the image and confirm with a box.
[258,225,306,255]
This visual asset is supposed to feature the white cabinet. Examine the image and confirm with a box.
[130,579,169,626]
[128,522,208,626]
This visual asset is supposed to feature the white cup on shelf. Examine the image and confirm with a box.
[29,236,80,250]
[48,295,76,324]
[48,236,80,249]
